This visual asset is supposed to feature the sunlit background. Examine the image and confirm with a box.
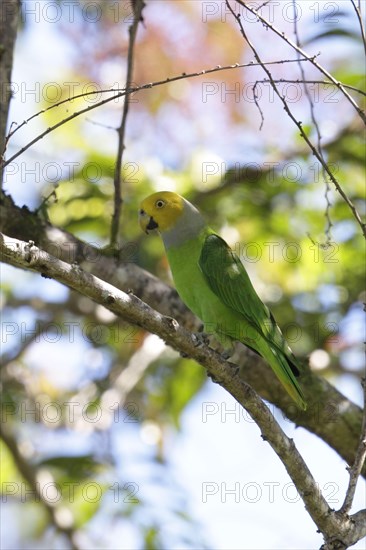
[1,1,365,548]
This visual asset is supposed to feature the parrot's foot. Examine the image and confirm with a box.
[221,349,233,360]
[191,332,211,348]
[231,364,240,376]
[222,359,240,376]
[207,362,239,384]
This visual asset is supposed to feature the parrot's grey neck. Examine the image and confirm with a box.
[161,199,207,249]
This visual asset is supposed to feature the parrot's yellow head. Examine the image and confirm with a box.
[139,191,185,234]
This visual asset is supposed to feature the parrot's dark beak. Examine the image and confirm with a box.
[139,209,159,234]
[146,216,158,232]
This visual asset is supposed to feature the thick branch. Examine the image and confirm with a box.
[0,0,20,188]
[0,192,364,477]
[1,232,365,547]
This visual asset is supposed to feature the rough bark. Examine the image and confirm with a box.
[0,0,20,186]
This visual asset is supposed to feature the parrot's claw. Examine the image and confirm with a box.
[226,359,240,375]
[221,349,233,360]
[192,332,210,348]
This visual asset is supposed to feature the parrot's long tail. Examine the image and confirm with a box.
[260,343,307,411]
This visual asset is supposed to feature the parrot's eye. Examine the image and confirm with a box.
[155,199,165,209]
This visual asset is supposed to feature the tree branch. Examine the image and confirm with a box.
[235,0,366,124]
[0,0,20,189]
[2,57,322,169]
[1,231,365,548]
[291,0,332,245]
[0,192,364,477]
[351,0,366,57]
[226,0,366,239]
[110,0,145,249]
[339,377,366,515]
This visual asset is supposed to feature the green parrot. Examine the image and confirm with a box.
[139,191,307,410]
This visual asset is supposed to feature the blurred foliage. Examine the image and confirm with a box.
[1,0,365,548]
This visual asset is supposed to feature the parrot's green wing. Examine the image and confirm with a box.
[199,234,306,409]
[199,234,287,352]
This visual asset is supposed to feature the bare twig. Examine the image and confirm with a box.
[5,71,364,149]
[226,1,366,239]
[339,377,366,515]
[2,58,320,169]
[85,117,117,131]
[251,77,365,131]
[235,0,366,124]
[5,71,364,148]
[1,232,365,548]
[5,89,122,142]
[2,91,125,169]
[291,0,332,244]
[251,81,265,130]
[4,75,363,149]
[351,0,366,56]
[250,79,365,96]
[110,0,145,249]
[257,0,272,10]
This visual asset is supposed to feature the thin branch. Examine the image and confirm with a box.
[351,0,366,56]
[235,0,366,124]
[226,1,366,239]
[110,0,145,249]
[2,92,125,169]
[4,71,363,150]
[2,58,320,169]
[85,117,117,131]
[0,424,81,550]
[252,80,265,130]
[250,78,365,96]
[5,89,122,142]
[6,58,326,143]
[251,78,366,131]
[1,232,365,548]
[339,377,366,515]
[291,0,332,245]
[4,75,363,148]
[257,0,272,10]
